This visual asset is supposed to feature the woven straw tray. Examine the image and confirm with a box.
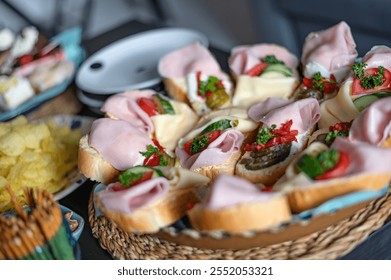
[89,187,391,260]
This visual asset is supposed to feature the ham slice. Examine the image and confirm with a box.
[248,98,320,134]
[97,177,169,213]
[203,174,280,210]
[331,137,391,176]
[175,129,244,170]
[361,45,391,70]
[100,90,155,134]
[89,118,153,170]
[158,42,226,79]
[349,97,391,146]
[301,21,357,81]
[229,43,299,76]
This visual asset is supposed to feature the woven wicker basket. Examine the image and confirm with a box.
[88,188,391,260]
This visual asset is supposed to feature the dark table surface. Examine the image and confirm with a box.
[60,20,391,260]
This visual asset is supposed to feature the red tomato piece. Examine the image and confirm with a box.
[152,139,165,152]
[110,171,154,191]
[245,62,268,77]
[302,77,313,88]
[137,97,158,117]
[351,67,391,95]
[315,151,350,180]
[143,153,161,166]
[183,130,222,155]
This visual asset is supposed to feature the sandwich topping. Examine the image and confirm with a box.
[137,93,175,117]
[110,166,164,191]
[241,119,298,170]
[295,149,350,180]
[323,121,352,146]
[245,55,293,78]
[183,119,237,155]
[295,72,339,101]
[140,139,174,167]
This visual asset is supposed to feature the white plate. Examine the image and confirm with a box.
[76,27,208,95]
[34,115,95,200]
[76,89,105,108]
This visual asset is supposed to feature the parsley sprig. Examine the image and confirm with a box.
[190,135,210,154]
[139,145,168,166]
[261,55,284,65]
[352,62,385,89]
[199,76,221,96]
[256,124,276,145]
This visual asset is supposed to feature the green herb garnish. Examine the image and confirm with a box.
[118,171,143,187]
[312,72,325,91]
[256,124,276,145]
[139,145,169,166]
[316,149,340,170]
[190,135,210,154]
[261,55,285,65]
[295,149,340,179]
[352,62,385,89]
[295,154,324,179]
[201,119,233,135]
[324,130,349,146]
[199,76,220,96]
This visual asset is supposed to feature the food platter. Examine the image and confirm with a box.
[0,28,85,122]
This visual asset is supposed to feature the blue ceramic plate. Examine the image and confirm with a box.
[60,205,85,241]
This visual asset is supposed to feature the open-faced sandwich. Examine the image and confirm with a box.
[228,43,299,108]
[78,118,174,184]
[158,42,233,115]
[175,108,258,180]
[100,89,198,151]
[235,98,320,185]
[319,45,391,128]
[292,21,358,101]
[275,138,391,213]
[94,166,210,233]
[187,174,291,233]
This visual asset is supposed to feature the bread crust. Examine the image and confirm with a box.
[163,77,189,104]
[95,188,200,233]
[287,173,390,213]
[78,134,120,184]
[188,195,291,233]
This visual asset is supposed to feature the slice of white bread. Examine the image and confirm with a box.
[188,195,291,233]
[78,134,120,185]
[275,142,391,213]
[94,167,210,233]
[187,174,291,233]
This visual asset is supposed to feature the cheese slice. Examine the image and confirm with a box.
[232,75,299,108]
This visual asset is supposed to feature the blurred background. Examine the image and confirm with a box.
[2,0,391,57]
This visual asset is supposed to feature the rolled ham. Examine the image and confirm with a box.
[89,118,153,170]
[158,42,226,79]
[204,174,281,210]
[97,177,169,214]
[100,90,155,134]
[361,45,391,70]
[301,21,357,82]
[349,97,391,146]
[248,98,320,134]
[176,129,244,170]
[229,43,299,76]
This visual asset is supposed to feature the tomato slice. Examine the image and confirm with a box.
[183,130,222,155]
[245,62,268,77]
[143,153,161,166]
[111,171,154,191]
[137,97,158,117]
[351,67,391,95]
[315,151,350,180]
[152,139,165,153]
